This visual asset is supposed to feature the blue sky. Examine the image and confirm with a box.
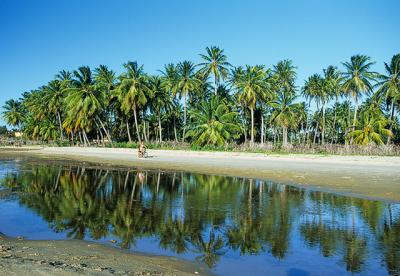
[1,0,399,125]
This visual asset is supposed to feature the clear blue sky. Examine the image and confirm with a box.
[1,0,399,125]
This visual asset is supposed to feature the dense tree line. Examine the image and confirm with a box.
[0,125,7,136]
[2,47,400,147]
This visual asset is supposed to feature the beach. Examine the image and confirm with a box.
[0,234,207,276]
[2,146,400,202]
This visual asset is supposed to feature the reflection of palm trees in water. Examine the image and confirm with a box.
[193,228,225,268]
[1,161,399,272]
[381,204,400,276]
[112,195,139,249]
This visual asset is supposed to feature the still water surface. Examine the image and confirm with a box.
[0,157,399,276]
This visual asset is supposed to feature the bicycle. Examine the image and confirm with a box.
[138,147,148,158]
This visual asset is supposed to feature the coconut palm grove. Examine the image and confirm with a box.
[2,47,400,151]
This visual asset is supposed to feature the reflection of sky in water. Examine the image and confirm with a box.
[0,157,399,276]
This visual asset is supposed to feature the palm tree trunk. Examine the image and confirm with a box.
[305,101,311,144]
[250,107,254,145]
[158,113,162,142]
[71,130,75,145]
[57,111,64,141]
[78,130,83,145]
[143,121,148,142]
[321,103,326,145]
[124,171,130,190]
[282,126,288,146]
[126,119,132,143]
[352,97,358,131]
[133,105,141,143]
[95,121,104,145]
[173,117,178,142]
[147,122,150,142]
[214,77,218,95]
[299,124,303,144]
[313,121,319,144]
[182,94,187,143]
[387,101,395,145]
[350,98,358,145]
[261,112,264,145]
[345,101,352,146]
[96,116,113,146]
[331,98,338,144]
[156,172,160,194]
[82,129,90,146]
[242,114,247,143]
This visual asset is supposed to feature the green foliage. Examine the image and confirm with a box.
[186,96,240,146]
[64,66,105,132]
[0,125,7,135]
[198,46,231,94]
[2,99,23,128]
[348,106,393,145]
[2,47,400,150]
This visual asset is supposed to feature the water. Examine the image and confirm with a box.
[0,156,399,276]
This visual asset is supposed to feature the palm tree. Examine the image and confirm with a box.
[198,46,231,95]
[234,65,267,144]
[271,60,297,146]
[160,63,178,94]
[302,74,325,143]
[56,70,73,82]
[375,54,400,144]
[193,229,225,268]
[2,99,24,130]
[38,118,59,141]
[270,92,300,146]
[273,60,297,97]
[258,70,276,145]
[95,65,117,143]
[342,55,376,131]
[43,80,66,140]
[55,70,73,90]
[149,76,170,142]
[159,64,181,141]
[348,107,393,145]
[175,61,201,142]
[117,61,150,143]
[95,65,116,92]
[323,66,343,144]
[21,90,48,140]
[186,96,240,146]
[64,66,107,145]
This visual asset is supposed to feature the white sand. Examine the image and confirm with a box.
[3,146,400,202]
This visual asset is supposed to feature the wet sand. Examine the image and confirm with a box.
[0,234,208,276]
[2,146,400,202]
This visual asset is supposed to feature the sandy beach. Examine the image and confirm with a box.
[0,234,208,276]
[2,146,400,202]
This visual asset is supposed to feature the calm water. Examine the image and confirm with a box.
[0,157,399,276]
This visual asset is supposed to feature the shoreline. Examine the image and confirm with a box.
[1,146,400,202]
[0,234,208,276]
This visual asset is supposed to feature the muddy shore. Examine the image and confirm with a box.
[0,234,208,276]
